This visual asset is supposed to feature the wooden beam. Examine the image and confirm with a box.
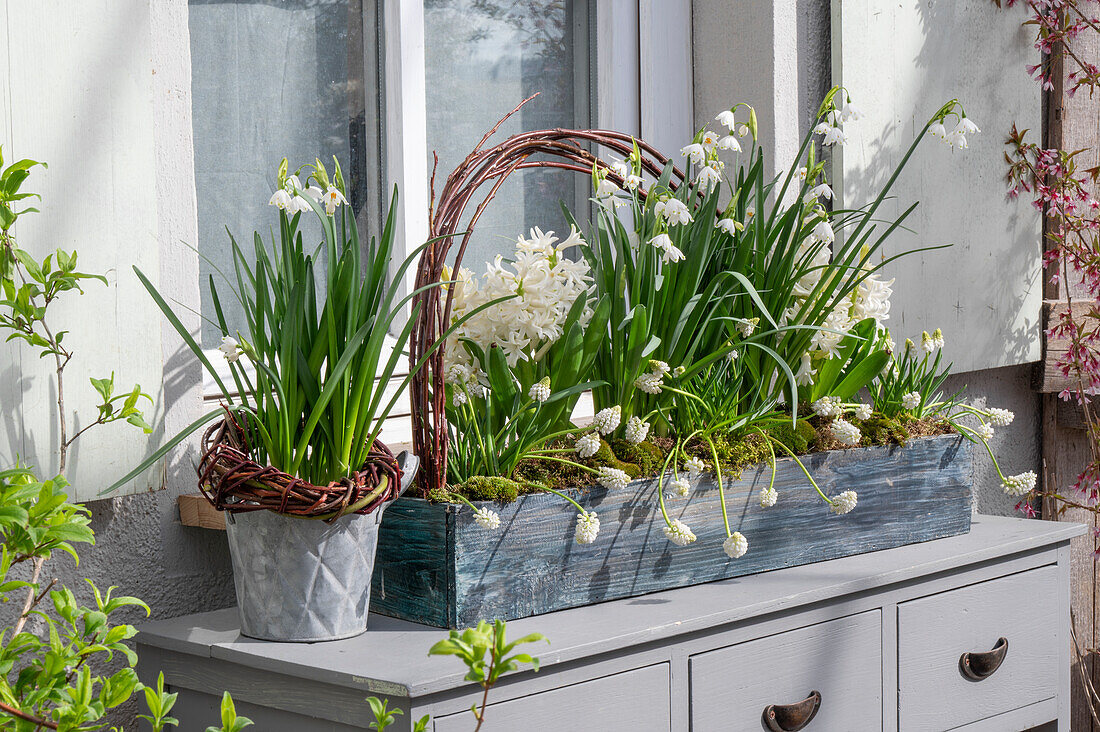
[178,494,224,531]
[1038,300,1096,393]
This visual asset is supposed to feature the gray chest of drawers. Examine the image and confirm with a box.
[136,516,1084,731]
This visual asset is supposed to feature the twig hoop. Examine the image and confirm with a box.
[409,94,689,496]
[197,409,402,521]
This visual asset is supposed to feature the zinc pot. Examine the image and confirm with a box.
[225,452,418,642]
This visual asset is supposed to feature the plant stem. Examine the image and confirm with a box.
[0,700,57,730]
[12,556,44,636]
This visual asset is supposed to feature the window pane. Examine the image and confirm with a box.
[188,0,377,348]
[424,0,589,270]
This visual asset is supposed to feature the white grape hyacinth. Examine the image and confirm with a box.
[663,519,697,546]
[625,416,651,444]
[684,456,706,480]
[854,403,873,422]
[901,391,922,411]
[811,396,842,419]
[988,407,1014,427]
[975,422,995,441]
[451,389,469,407]
[723,532,748,559]
[597,466,631,491]
[574,512,600,545]
[575,432,601,459]
[634,372,664,395]
[474,507,501,530]
[528,377,551,403]
[1002,471,1037,496]
[830,490,859,515]
[760,486,778,508]
[830,419,862,447]
[669,477,691,498]
[592,405,622,435]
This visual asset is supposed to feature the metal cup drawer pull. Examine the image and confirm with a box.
[762,690,821,732]
[960,637,1009,681]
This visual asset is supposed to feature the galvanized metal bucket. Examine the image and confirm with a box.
[224,452,418,642]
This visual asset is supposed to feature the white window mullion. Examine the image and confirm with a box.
[596,0,641,136]
[639,0,694,159]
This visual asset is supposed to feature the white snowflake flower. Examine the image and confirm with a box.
[715,109,737,130]
[669,477,691,497]
[901,391,922,411]
[609,157,631,178]
[684,456,706,480]
[680,143,706,166]
[474,507,501,530]
[663,519,697,546]
[323,185,347,215]
[830,418,862,447]
[830,490,858,515]
[716,218,739,235]
[219,336,243,363]
[929,121,948,141]
[854,403,873,421]
[717,135,742,153]
[649,233,686,264]
[958,116,981,135]
[988,408,1015,427]
[1002,471,1037,496]
[593,406,622,435]
[574,512,600,545]
[575,432,601,459]
[528,377,551,403]
[723,531,748,559]
[760,487,778,508]
[810,219,835,246]
[268,189,293,210]
[625,416,651,444]
[597,466,631,491]
[697,165,722,191]
[625,174,644,190]
[655,198,693,226]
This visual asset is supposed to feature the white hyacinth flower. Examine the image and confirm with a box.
[1002,471,1037,496]
[811,396,841,419]
[976,422,995,441]
[830,490,858,515]
[219,336,243,363]
[597,466,631,491]
[716,218,739,235]
[830,418,862,447]
[669,477,691,497]
[634,372,664,395]
[575,432,601,459]
[323,185,348,215]
[723,531,748,559]
[474,507,501,530]
[988,408,1014,427]
[528,377,551,403]
[625,416,651,444]
[268,188,293,210]
[932,328,945,350]
[451,389,468,407]
[901,391,922,411]
[854,403,873,421]
[760,486,778,508]
[574,512,600,545]
[592,405,622,435]
[663,519,697,547]
[715,109,737,130]
[684,456,706,480]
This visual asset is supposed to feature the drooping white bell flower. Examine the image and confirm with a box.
[323,185,348,215]
[680,143,706,166]
[268,189,293,210]
[715,109,737,130]
[219,336,243,363]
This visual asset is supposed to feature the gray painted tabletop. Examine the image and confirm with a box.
[137,515,1084,698]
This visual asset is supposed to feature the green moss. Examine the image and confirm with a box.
[452,475,521,503]
[860,414,910,446]
[610,439,665,476]
[764,418,816,454]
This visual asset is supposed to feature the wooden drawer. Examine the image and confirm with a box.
[690,611,882,731]
[432,663,671,731]
[898,565,1060,731]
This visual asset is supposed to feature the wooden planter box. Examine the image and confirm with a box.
[370,434,972,628]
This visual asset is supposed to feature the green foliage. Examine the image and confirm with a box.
[429,619,547,729]
[136,673,178,732]
[112,159,457,492]
[204,691,252,732]
[809,318,891,402]
[873,331,957,418]
[366,697,402,730]
[446,294,610,484]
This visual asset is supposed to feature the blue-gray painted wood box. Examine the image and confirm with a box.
[370,434,972,628]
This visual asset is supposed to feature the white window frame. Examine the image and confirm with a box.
[199,0,694,445]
